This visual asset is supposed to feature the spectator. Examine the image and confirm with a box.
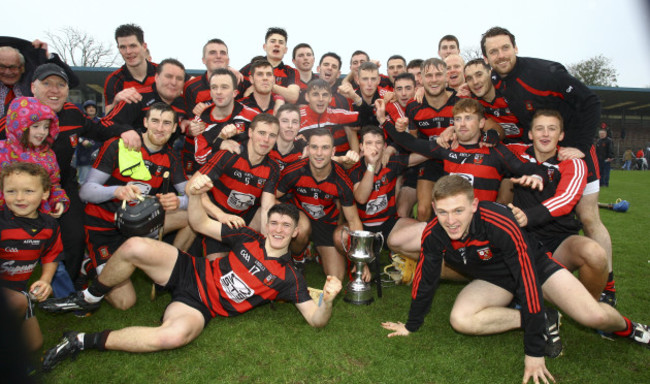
[76,100,103,184]
[622,149,634,170]
[596,128,614,186]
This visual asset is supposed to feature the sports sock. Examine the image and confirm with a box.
[612,316,633,338]
[87,280,112,300]
[83,330,112,351]
[604,272,616,292]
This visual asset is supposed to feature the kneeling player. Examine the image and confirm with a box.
[40,174,342,372]
[382,176,650,384]
[276,129,363,281]
[80,103,190,310]
[507,110,608,299]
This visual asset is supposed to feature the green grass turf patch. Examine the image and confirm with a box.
[37,170,650,383]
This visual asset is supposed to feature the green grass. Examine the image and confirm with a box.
[38,170,650,383]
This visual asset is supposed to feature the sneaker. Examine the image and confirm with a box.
[38,291,101,314]
[42,332,83,372]
[599,290,617,308]
[543,308,563,358]
[630,322,650,349]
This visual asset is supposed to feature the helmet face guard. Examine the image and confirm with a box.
[115,196,165,237]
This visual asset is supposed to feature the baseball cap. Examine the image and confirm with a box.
[33,63,69,84]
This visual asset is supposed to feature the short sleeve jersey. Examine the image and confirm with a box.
[348,154,409,224]
[198,145,279,216]
[0,209,63,291]
[84,137,187,228]
[277,158,355,225]
[191,226,311,318]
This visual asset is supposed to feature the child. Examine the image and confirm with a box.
[0,96,70,216]
[0,162,63,357]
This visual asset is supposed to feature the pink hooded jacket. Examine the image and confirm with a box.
[0,97,70,214]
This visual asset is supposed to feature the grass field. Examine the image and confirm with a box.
[38,170,650,383]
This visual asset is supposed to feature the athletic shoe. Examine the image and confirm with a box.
[38,291,100,314]
[42,332,83,372]
[544,308,563,358]
[612,199,630,212]
[630,322,650,349]
[599,289,617,308]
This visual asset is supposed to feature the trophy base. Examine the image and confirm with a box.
[343,294,374,305]
[344,280,374,305]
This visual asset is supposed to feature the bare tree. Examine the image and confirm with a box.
[461,46,483,62]
[44,27,118,67]
[568,55,618,87]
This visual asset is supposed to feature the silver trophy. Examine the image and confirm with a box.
[341,227,384,305]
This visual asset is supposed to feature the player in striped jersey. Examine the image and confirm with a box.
[41,184,342,372]
[277,129,363,281]
[80,103,189,310]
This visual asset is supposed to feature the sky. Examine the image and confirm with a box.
[4,0,650,88]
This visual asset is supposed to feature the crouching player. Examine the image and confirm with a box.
[382,175,650,384]
[40,173,342,372]
[0,163,63,355]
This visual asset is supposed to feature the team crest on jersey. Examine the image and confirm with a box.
[69,134,78,148]
[99,246,110,260]
[234,122,246,133]
[263,274,277,287]
[257,178,266,188]
[525,101,534,111]
[547,168,556,182]
[220,271,254,303]
[473,154,484,165]
[477,247,493,260]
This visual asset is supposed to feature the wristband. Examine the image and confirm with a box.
[367,164,375,173]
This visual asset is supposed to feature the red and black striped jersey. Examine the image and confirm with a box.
[278,158,355,225]
[193,102,259,166]
[383,120,543,202]
[407,202,546,357]
[240,59,300,91]
[238,93,282,114]
[299,106,358,156]
[84,136,187,229]
[198,144,279,216]
[406,92,460,140]
[191,225,311,318]
[104,61,158,105]
[268,139,305,172]
[0,103,129,189]
[473,91,523,142]
[103,83,188,133]
[183,71,212,118]
[296,72,318,91]
[348,154,409,224]
[0,208,62,291]
[508,144,586,238]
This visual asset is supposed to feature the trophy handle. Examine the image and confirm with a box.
[341,226,351,253]
[375,232,385,254]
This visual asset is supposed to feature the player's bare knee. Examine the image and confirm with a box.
[583,242,607,270]
[449,310,474,334]
[155,328,193,350]
[110,295,136,311]
[583,308,610,329]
